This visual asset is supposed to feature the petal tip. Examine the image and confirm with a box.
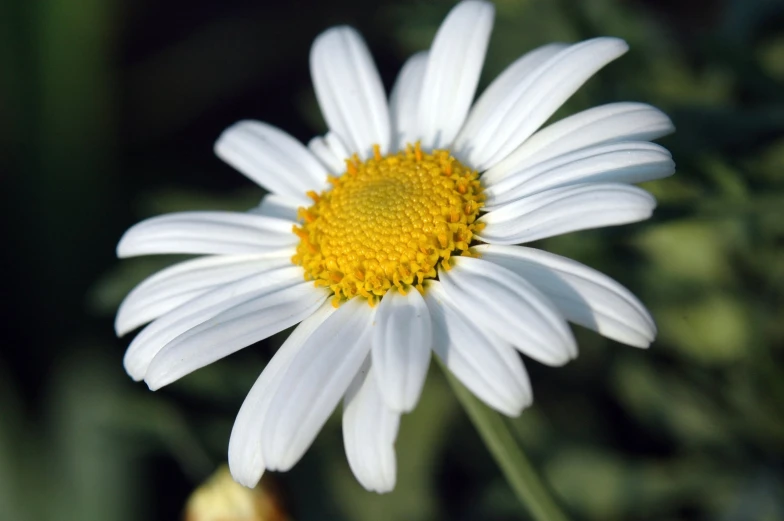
[116,232,134,259]
[228,464,263,489]
[143,366,171,391]
[213,120,252,156]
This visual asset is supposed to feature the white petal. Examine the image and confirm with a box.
[479,183,657,244]
[310,27,391,158]
[439,257,576,366]
[248,194,302,223]
[452,42,566,164]
[308,130,350,174]
[145,282,328,390]
[342,361,400,493]
[325,132,351,165]
[484,141,674,206]
[307,135,337,172]
[307,132,351,174]
[262,297,375,471]
[116,250,293,336]
[454,37,628,170]
[483,102,675,185]
[424,281,532,416]
[474,245,656,347]
[417,0,494,149]
[117,211,298,258]
[389,52,428,150]
[122,267,304,381]
[371,289,433,412]
[229,301,336,488]
[214,121,327,202]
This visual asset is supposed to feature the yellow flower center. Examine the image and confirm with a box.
[292,144,485,307]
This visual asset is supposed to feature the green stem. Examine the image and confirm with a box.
[441,364,570,521]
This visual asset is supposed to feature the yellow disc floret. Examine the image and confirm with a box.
[292,143,485,307]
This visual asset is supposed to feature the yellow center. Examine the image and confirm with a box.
[293,144,485,307]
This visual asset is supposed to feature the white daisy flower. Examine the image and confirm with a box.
[116,0,674,494]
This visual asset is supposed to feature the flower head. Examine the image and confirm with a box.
[116,0,674,493]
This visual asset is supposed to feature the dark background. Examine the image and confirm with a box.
[2,0,784,520]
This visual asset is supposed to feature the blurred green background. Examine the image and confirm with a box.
[2,0,784,519]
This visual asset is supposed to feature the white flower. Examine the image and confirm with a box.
[116,0,674,494]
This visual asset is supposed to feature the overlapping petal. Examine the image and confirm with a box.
[343,361,401,493]
[116,250,293,336]
[439,256,577,366]
[228,302,336,488]
[479,183,656,244]
[371,289,433,412]
[248,195,301,223]
[483,102,675,184]
[145,282,328,390]
[452,42,566,164]
[122,267,305,382]
[308,132,351,174]
[453,38,629,170]
[425,281,532,416]
[484,141,674,206]
[475,245,656,347]
[261,298,375,471]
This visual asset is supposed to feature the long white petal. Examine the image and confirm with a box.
[417,0,494,149]
[228,302,336,488]
[262,297,375,471]
[453,38,628,170]
[424,281,532,416]
[116,211,298,258]
[310,27,391,158]
[452,42,566,164]
[122,267,304,381]
[479,183,657,244]
[483,102,675,185]
[474,245,656,347]
[371,289,433,412]
[484,141,674,206]
[439,257,576,366]
[342,361,400,493]
[389,52,428,151]
[145,282,327,390]
[214,120,327,202]
[116,250,293,336]
[248,194,302,223]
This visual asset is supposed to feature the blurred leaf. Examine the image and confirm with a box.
[545,447,628,520]
[657,293,752,365]
[612,356,733,447]
[635,220,736,284]
[0,362,34,521]
[757,35,784,80]
[44,346,143,521]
